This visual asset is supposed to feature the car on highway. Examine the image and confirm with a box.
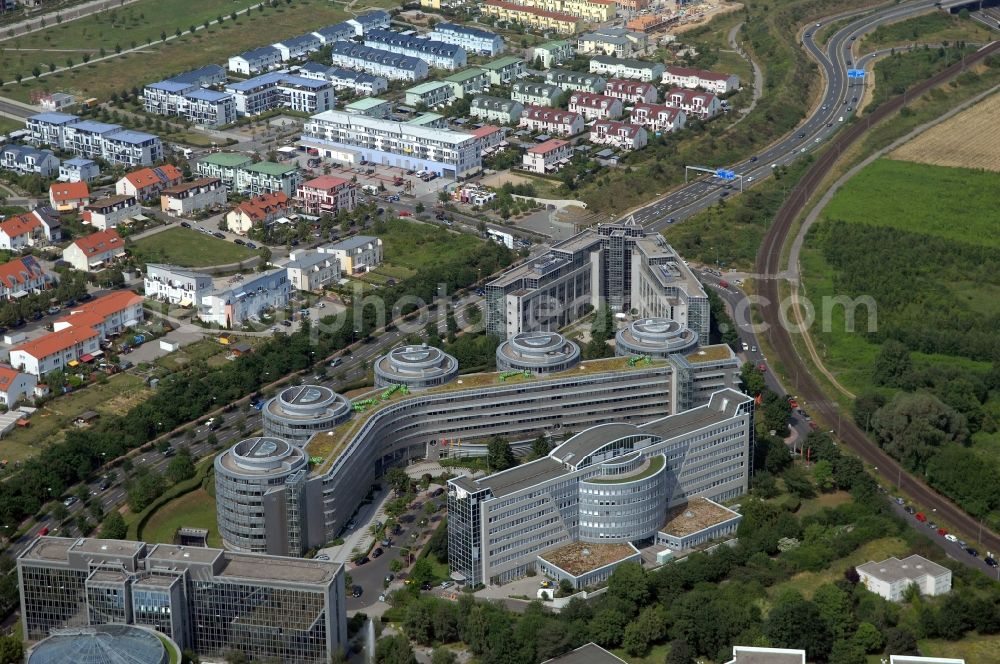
[63,496,78,507]
[798,132,805,138]
[749,156,758,163]
[38,527,49,536]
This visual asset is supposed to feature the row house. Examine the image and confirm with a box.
[9,325,101,377]
[522,139,572,174]
[480,56,526,86]
[567,92,622,121]
[590,120,648,150]
[471,96,524,124]
[228,46,282,75]
[226,192,291,235]
[443,68,491,99]
[364,29,467,71]
[604,79,657,104]
[545,69,606,93]
[164,64,227,87]
[116,165,184,200]
[48,181,90,211]
[272,33,323,62]
[530,40,575,69]
[61,228,126,272]
[662,66,741,95]
[519,106,585,136]
[406,113,449,129]
[589,55,664,82]
[225,73,334,117]
[577,27,647,56]
[0,144,58,177]
[312,22,356,45]
[285,251,341,292]
[296,175,357,216]
[346,10,391,37]
[160,178,227,216]
[0,209,60,251]
[82,195,140,230]
[481,1,582,35]
[53,290,144,340]
[58,157,99,183]
[26,112,162,167]
[629,103,686,133]
[664,88,722,120]
[0,256,52,300]
[329,42,429,82]
[470,125,505,154]
[297,63,390,97]
[511,81,563,107]
[404,81,456,109]
[558,0,616,22]
[430,23,505,56]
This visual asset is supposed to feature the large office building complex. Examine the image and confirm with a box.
[485,222,709,341]
[448,388,754,585]
[17,537,346,663]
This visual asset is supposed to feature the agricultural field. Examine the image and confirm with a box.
[889,91,1000,172]
[130,227,257,267]
[859,10,994,52]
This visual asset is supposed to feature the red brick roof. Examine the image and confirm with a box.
[49,181,90,203]
[301,175,351,191]
[0,212,41,239]
[0,365,23,390]
[11,325,99,360]
[469,125,502,139]
[72,229,124,256]
[234,192,291,223]
[523,105,583,124]
[527,138,569,154]
[569,92,618,109]
[0,257,45,290]
[123,165,183,190]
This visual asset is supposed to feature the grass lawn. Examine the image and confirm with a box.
[1,0,348,102]
[820,159,1000,248]
[379,219,486,272]
[768,537,909,601]
[141,486,221,547]
[130,227,256,267]
[2,374,149,462]
[860,11,994,52]
[918,633,1000,661]
[0,0,260,84]
[796,490,854,517]
[155,337,228,371]
[613,643,669,664]
[0,117,25,134]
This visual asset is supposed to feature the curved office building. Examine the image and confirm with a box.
[215,437,309,552]
[615,317,699,358]
[495,331,581,374]
[262,385,352,443]
[27,625,180,664]
[374,345,459,390]
[578,452,668,543]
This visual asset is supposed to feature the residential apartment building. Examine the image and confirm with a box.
[0,366,36,407]
[522,138,572,174]
[194,153,252,190]
[406,113,448,130]
[471,96,524,124]
[48,181,89,211]
[577,27,647,56]
[228,46,282,75]
[116,165,184,200]
[344,97,394,119]
[431,23,505,56]
[82,195,140,230]
[590,120,647,150]
[404,81,456,108]
[480,56,526,86]
[226,73,334,117]
[164,63,227,87]
[62,229,126,272]
[296,175,357,216]
[273,33,323,61]
[320,235,382,274]
[285,250,341,291]
[448,388,754,585]
[297,63,390,96]
[195,155,301,196]
[511,81,563,106]
[0,209,60,251]
[568,92,622,121]
[0,144,58,176]
[530,40,575,68]
[857,555,952,602]
[630,102,686,133]
[662,66,741,95]
[143,263,214,306]
[519,106,585,136]
[470,125,505,154]
[199,268,290,328]
[143,81,236,127]
[160,178,227,216]
[481,1,582,34]
[26,112,163,167]
[664,88,721,120]
[0,256,51,300]
[604,79,657,104]
[226,192,291,234]
[443,68,490,99]
[364,29,467,70]
[9,325,100,376]
[17,537,346,663]
[329,42,429,82]
[589,55,664,82]
[302,110,481,178]
[545,69,606,92]
[486,222,710,337]
[58,157,99,183]
[52,290,144,340]
[312,22,356,45]
[346,10,391,36]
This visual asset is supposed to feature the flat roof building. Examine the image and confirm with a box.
[262,384,352,443]
[374,345,459,390]
[857,555,952,601]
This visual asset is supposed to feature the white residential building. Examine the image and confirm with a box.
[228,46,282,75]
[857,555,952,602]
[0,144,59,176]
[0,366,37,407]
[364,29,467,71]
[442,68,491,99]
[312,22,356,45]
[630,103,686,133]
[26,113,163,167]
[511,81,563,107]
[61,229,125,272]
[590,120,647,150]
[9,325,100,377]
[530,40,574,69]
[0,209,60,251]
[320,236,382,275]
[143,263,214,306]
[285,250,340,291]
[82,195,140,230]
[58,157,99,183]
[226,72,334,117]
[662,66,741,95]
[329,42,429,82]
[296,63,389,96]
[522,139,572,174]
[346,10,391,36]
[604,79,657,104]
[568,92,622,121]
[480,56,525,86]
[404,81,455,108]
[577,28,647,57]
[160,178,227,216]
[52,290,145,340]
[143,81,236,127]
[302,110,481,178]
[519,106,585,136]
[589,55,664,82]
[431,23,504,56]
[470,96,524,124]
[272,33,323,61]
[664,88,721,120]
[199,268,290,328]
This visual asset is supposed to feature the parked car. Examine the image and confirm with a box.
[234,239,245,245]
[246,242,257,249]
[352,586,363,597]
[213,232,225,239]
[966,547,979,557]
[384,573,394,583]
[180,221,191,228]
[372,547,384,558]
[915,512,927,522]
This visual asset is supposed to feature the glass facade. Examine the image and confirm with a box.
[20,566,89,639]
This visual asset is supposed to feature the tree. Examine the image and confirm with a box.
[165,451,196,484]
[415,202,425,214]
[0,636,23,664]
[431,649,456,664]
[404,601,433,644]
[781,465,816,499]
[101,511,127,539]
[740,362,766,396]
[530,434,549,459]
[813,583,853,638]
[583,306,614,359]
[871,391,969,470]
[828,639,866,664]
[853,392,885,430]
[385,467,411,495]
[812,459,835,492]
[884,627,918,655]
[852,622,884,654]
[765,593,833,659]
[622,604,667,656]
[665,639,694,664]
[872,339,912,387]
[589,608,628,648]
[486,435,515,472]
[375,634,417,664]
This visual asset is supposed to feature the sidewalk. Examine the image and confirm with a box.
[320,485,392,561]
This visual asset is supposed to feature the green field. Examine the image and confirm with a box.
[130,227,257,267]
[380,219,487,272]
[1,0,348,102]
[918,633,1000,662]
[154,337,229,371]
[820,159,1000,248]
[141,486,221,547]
[860,11,994,52]
[0,117,25,135]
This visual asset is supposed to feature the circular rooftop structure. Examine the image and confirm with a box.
[496,331,581,374]
[262,384,352,443]
[27,625,179,664]
[374,344,459,390]
[615,317,699,358]
[228,436,301,473]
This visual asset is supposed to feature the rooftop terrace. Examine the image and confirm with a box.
[538,541,638,576]
[660,497,740,537]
